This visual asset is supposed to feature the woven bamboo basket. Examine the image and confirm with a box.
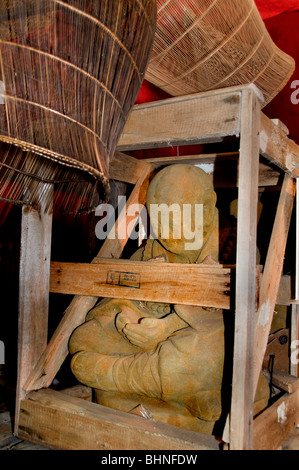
[0,0,156,213]
[145,0,295,106]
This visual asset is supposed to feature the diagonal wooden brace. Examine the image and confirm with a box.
[253,174,296,396]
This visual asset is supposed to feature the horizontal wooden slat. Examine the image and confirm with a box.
[50,259,230,309]
[271,371,299,394]
[115,85,299,179]
[144,153,282,187]
[117,88,242,151]
[110,151,282,187]
[142,152,239,167]
[17,389,220,450]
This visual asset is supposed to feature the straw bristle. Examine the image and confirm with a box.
[145,0,295,106]
[0,141,104,213]
[0,0,157,213]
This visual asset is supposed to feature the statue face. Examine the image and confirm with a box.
[146,164,217,256]
[148,200,204,254]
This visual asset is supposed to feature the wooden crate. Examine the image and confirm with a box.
[14,85,299,450]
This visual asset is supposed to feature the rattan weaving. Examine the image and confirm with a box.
[145,0,295,106]
[0,0,156,212]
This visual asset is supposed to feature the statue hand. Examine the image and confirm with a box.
[115,309,141,336]
[123,317,168,350]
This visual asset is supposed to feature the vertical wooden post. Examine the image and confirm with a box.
[229,89,260,450]
[14,187,53,435]
[296,180,299,300]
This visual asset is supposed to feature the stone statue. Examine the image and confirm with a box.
[69,164,269,435]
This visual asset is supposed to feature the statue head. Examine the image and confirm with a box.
[146,164,217,259]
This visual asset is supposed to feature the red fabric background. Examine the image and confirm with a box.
[254,0,299,19]
[261,11,299,145]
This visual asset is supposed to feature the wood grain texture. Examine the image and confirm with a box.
[271,371,299,394]
[254,174,296,396]
[260,113,299,178]
[117,88,242,151]
[50,259,231,309]
[110,151,149,185]
[253,390,299,450]
[110,151,282,189]
[229,88,260,450]
[18,389,220,451]
[116,86,299,180]
[15,192,53,433]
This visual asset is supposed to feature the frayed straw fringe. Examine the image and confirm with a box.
[0,141,104,214]
[145,0,295,106]
[0,0,156,213]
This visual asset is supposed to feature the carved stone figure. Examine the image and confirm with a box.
[69,164,269,434]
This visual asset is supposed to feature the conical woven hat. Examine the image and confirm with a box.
[0,1,156,213]
[145,0,295,106]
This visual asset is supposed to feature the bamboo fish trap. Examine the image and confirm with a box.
[145,0,295,106]
[0,0,156,213]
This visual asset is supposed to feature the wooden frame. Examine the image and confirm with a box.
[14,85,299,450]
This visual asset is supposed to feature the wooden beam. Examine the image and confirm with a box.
[229,88,261,450]
[23,164,153,393]
[49,260,230,309]
[109,151,148,185]
[15,188,53,433]
[145,153,281,188]
[93,164,154,261]
[116,85,299,180]
[260,113,299,178]
[271,119,289,136]
[117,87,242,151]
[142,152,239,167]
[110,151,281,189]
[254,174,296,396]
[271,371,299,394]
[253,390,299,450]
[17,389,220,450]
